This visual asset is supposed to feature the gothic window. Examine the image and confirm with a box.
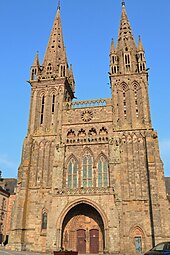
[47,63,52,74]
[52,95,55,113]
[134,89,138,118]
[130,226,145,254]
[83,152,93,188]
[61,65,66,77]
[68,158,78,188]
[134,236,142,253]
[40,95,45,124]
[97,156,108,188]
[31,68,37,80]
[124,53,131,71]
[112,56,115,64]
[41,211,47,230]
[122,87,127,119]
[133,83,141,118]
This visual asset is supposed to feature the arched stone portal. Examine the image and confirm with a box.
[61,203,105,254]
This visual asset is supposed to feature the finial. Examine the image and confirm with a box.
[58,0,60,10]
[122,0,125,7]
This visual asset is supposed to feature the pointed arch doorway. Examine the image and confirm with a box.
[61,203,105,254]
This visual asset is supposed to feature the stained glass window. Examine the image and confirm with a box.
[97,156,108,187]
[68,158,78,188]
[83,152,93,188]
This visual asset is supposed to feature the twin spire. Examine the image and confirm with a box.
[110,0,146,75]
[30,1,146,82]
[30,0,73,82]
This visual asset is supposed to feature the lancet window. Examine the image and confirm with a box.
[134,87,139,118]
[82,152,93,188]
[97,156,108,188]
[122,87,127,119]
[41,211,47,230]
[124,53,131,71]
[68,158,78,188]
[40,95,45,124]
[52,95,55,113]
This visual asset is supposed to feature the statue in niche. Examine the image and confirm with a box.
[109,137,120,164]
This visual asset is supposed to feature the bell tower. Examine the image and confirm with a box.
[110,1,151,130]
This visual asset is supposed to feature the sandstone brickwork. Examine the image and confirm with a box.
[8,2,170,255]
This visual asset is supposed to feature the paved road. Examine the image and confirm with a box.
[0,248,51,255]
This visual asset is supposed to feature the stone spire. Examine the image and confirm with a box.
[68,64,75,93]
[137,35,144,51]
[42,3,68,78]
[110,38,115,54]
[116,1,136,51]
[32,51,40,67]
[30,51,40,80]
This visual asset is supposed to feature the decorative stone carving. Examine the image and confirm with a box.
[81,110,93,122]
[109,137,120,164]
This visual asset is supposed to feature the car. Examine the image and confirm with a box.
[144,242,170,255]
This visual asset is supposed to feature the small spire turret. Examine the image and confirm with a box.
[33,51,40,67]
[110,38,115,54]
[137,35,146,73]
[137,35,144,52]
[69,64,75,93]
[30,51,40,81]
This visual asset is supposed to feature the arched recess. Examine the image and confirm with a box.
[95,153,109,188]
[66,154,79,189]
[129,225,146,254]
[81,148,94,188]
[132,81,143,121]
[117,82,130,124]
[59,200,107,254]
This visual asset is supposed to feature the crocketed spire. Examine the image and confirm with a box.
[116,1,136,51]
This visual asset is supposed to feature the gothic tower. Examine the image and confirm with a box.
[8,2,170,255]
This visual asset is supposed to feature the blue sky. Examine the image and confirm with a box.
[0,0,170,178]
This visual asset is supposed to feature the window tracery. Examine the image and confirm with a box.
[97,156,108,188]
[67,129,76,138]
[82,151,93,188]
[99,127,108,136]
[78,129,86,137]
[67,158,78,188]
[88,128,97,136]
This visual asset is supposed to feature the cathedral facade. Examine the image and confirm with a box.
[8,1,170,255]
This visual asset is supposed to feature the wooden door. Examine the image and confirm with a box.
[77,229,86,254]
[90,229,99,254]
